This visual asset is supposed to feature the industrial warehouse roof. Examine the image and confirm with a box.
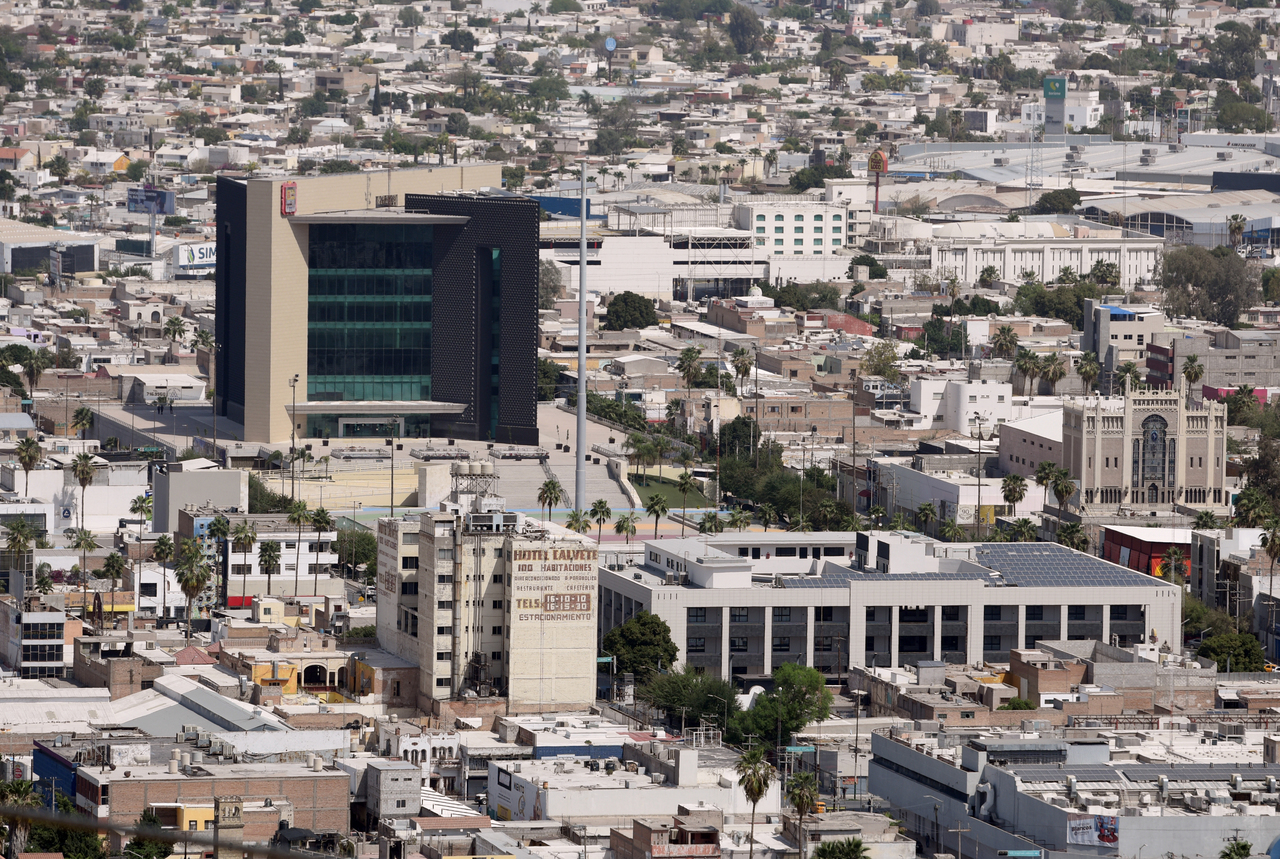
[0,218,100,246]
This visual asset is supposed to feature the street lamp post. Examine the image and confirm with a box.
[288,373,300,499]
[972,412,996,537]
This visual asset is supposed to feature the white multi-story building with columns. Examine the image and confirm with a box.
[598,532,1179,675]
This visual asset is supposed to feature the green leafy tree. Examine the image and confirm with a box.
[1,779,47,858]
[1032,186,1081,215]
[733,663,832,748]
[601,610,678,676]
[124,810,172,859]
[175,540,211,641]
[125,158,150,181]
[641,665,740,730]
[1160,244,1261,329]
[604,291,659,330]
[613,511,639,546]
[860,339,901,382]
[726,4,764,53]
[997,696,1037,710]
[539,258,564,310]
[1199,632,1264,672]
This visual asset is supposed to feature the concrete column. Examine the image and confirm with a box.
[1016,604,1026,653]
[849,600,867,668]
[1060,604,1069,641]
[805,607,816,670]
[721,606,731,680]
[889,605,899,669]
[763,609,773,674]
[1101,604,1110,645]
[965,605,980,666]
[932,604,942,660]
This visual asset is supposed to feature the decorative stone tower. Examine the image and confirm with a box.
[213,796,245,859]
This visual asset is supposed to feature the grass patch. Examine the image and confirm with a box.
[629,473,710,510]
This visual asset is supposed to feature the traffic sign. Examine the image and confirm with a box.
[605,36,617,51]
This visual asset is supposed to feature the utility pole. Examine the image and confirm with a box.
[949,818,971,859]
[575,161,587,514]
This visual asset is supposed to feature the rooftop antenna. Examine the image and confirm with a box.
[575,161,587,515]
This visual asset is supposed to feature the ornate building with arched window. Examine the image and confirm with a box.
[1062,389,1229,515]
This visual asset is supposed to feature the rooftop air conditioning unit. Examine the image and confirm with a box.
[994,157,1010,166]
[1217,151,1233,160]
[1064,153,1079,162]
[1139,156,1156,166]
[1143,147,1158,156]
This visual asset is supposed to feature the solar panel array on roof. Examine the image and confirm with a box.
[1009,763,1280,783]
[975,544,1164,588]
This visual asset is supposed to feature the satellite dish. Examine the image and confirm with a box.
[605,36,617,51]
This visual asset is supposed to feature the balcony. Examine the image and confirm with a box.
[1110,620,1146,638]
[686,652,721,668]
[772,622,809,637]
[898,622,934,638]
[941,650,967,663]
[729,622,765,637]
[983,621,1018,637]
[941,621,968,637]
[865,622,891,637]
[864,651,891,666]
[814,622,850,638]
[1026,621,1062,638]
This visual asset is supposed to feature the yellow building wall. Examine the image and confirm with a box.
[864,55,899,69]
[250,661,299,694]
[177,807,215,832]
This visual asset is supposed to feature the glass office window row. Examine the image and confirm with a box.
[308,223,434,269]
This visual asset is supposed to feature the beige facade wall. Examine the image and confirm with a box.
[1063,391,1229,512]
[239,165,502,443]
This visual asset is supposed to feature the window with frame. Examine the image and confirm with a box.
[688,607,707,623]
[773,607,791,622]
[687,637,706,653]
[1109,605,1128,620]
[756,214,765,221]
[983,634,1001,649]
[984,605,1002,621]
[730,607,749,622]
[729,637,748,652]
[1068,605,1087,621]
[772,636,791,652]
[1025,605,1044,621]
[775,214,784,221]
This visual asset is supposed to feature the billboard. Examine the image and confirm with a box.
[1067,814,1119,847]
[1043,76,1067,99]
[173,242,216,270]
[127,186,176,215]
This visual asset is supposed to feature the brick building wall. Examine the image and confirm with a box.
[94,769,351,849]
[72,649,165,699]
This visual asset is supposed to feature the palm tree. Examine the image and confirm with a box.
[613,511,638,546]
[1160,544,1187,583]
[100,551,126,617]
[69,452,96,531]
[916,501,937,534]
[258,540,281,596]
[1002,474,1027,514]
[728,508,751,532]
[699,511,725,533]
[0,777,44,858]
[991,324,1018,358]
[840,514,866,532]
[646,493,669,538]
[590,499,612,543]
[677,345,703,404]
[231,521,257,605]
[175,541,210,641]
[868,505,886,529]
[812,839,870,859]
[1221,842,1252,859]
[538,478,565,524]
[735,748,775,859]
[1228,213,1247,247]
[1041,354,1067,394]
[21,349,50,396]
[1117,360,1144,394]
[1194,509,1220,529]
[129,493,151,604]
[1077,351,1101,392]
[1182,354,1204,406]
[1014,349,1039,396]
[566,509,592,534]
[1056,521,1088,551]
[787,771,820,859]
[1035,460,1057,511]
[14,437,40,497]
[207,514,230,604]
[153,533,173,621]
[1010,518,1037,542]
[309,508,333,596]
[287,500,310,598]
[675,471,698,535]
[35,569,52,595]
[758,503,777,532]
[71,405,93,439]
[5,518,33,596]
[163,315,188,347]
[731,347,754,393]
[1051,467,1076,515]
[71,528,96,611]
[940,518,964,542]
